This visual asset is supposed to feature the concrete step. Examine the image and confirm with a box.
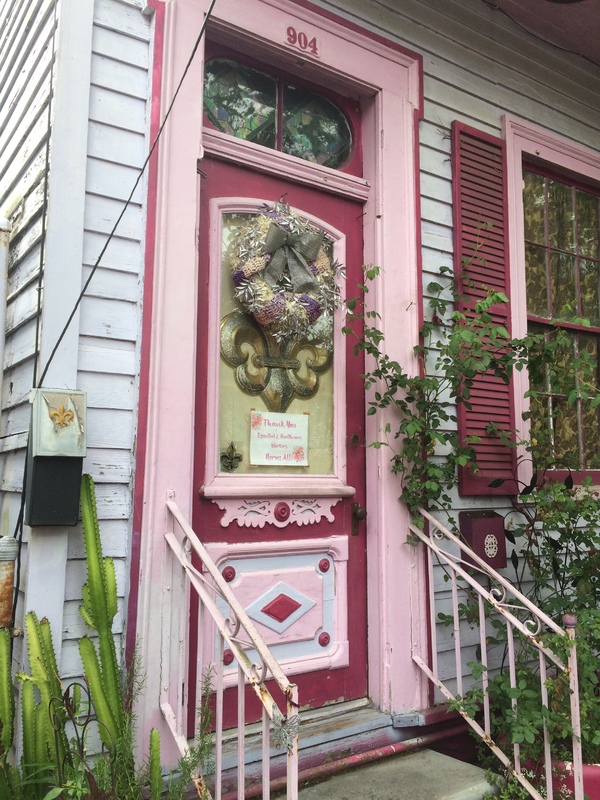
[296,748,496,800]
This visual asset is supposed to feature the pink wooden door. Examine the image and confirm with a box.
[193,156,367,718]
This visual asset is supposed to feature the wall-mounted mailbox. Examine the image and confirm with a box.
[25,389,86,527]
[459,510,507,570]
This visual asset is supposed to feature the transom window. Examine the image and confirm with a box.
[203,57,355,170]
[523,168,600,471]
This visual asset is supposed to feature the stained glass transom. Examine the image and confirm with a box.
[204,59,353,169]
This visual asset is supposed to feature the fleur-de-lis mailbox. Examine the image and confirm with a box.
[25,389,87,526]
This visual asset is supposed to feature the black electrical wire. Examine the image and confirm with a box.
[480,0,600,68]
[36,0,218,388]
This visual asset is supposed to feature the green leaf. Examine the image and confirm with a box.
[42,789,65,800]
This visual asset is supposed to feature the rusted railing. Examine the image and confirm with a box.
[162,498,299,799]
[411,507,583,800]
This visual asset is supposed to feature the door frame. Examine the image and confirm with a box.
[133,0,426,762]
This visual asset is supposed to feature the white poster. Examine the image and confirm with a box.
[250,411,309,466]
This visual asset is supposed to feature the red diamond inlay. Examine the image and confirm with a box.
[261,593,301,623]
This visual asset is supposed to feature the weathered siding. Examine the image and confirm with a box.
[0,0,152,678]
[59,0,152,676]
[0,0,56,674]
[0,0,55,478]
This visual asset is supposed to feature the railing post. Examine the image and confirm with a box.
[563,614,584,800]
[411,508,585,800]
[163,499,300,798]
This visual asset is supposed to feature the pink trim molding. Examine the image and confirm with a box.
[203,535,350,684]
[212,496,342,528]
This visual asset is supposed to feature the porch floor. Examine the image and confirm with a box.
[221,699,495,798]
[295,748,496,800]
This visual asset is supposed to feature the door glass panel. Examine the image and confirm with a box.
[218,211,336,475]
[203,57,355,170]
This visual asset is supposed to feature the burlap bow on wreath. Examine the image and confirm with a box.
[262,223,324,295]
[229,202,343,345]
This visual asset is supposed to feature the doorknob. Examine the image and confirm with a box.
[351,503,367,536]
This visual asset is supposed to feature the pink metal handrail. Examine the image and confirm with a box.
[162,498,299,800]
[411,507,583,800]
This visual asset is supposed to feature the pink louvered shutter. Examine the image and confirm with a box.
[451,122,517,495]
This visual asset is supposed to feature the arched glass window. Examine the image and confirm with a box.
[203,58,354,170]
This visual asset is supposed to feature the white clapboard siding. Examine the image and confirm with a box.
[78,372,136,411]
[91,53,149,100]
[0,0,54,110]
[67,518,132,559]
[79,295,139,342]
[4,322,38,372]
[84,194,144,240]
[0,46,53,163]
[0,0,54,482]
[1,125,49,209]
[78,336,137,375]
[82,266,141,303]
[86,407,135,451]
[83,230,143,273]
[88,121,146,169]
[86,157,145,204]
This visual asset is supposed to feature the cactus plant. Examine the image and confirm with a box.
[78,474,124,739]
[78,473,136,795]
[0,475,213,799]
[149,728,162,800]
[20,613,70,770]
[0,628,13,757]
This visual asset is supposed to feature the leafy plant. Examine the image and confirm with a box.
[0,475,214,800]
[345,252,600,786]
[344,261,525,517]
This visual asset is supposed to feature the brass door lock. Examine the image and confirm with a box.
[351,503,367,536]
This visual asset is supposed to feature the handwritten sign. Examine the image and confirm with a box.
[250,411,308,466]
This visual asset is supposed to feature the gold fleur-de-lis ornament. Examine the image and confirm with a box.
[49,403,74,427]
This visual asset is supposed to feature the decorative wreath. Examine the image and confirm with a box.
[229,202,344,346]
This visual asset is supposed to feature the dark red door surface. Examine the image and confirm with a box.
[193,156,367,718]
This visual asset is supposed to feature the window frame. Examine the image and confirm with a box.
[504,115,600,485]
[202,41,363,176]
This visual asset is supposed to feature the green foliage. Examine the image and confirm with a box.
[0,475,214,800]
[164,669,214,800]
[79,473,124,748]
[345,261,525,517]
[347,247,600,785]
[0,629,13,757]
[149,728,162,800]
[447,480,600,774]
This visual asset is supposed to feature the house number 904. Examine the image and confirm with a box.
[286,26,319,56]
